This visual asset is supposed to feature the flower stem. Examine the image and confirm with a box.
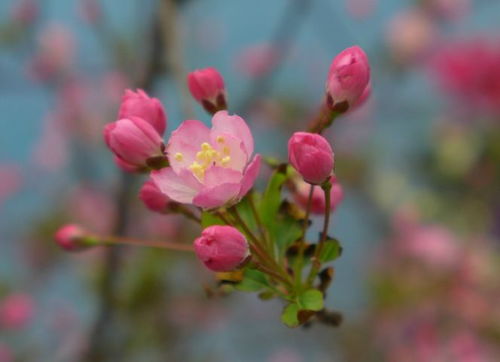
[306,181,332,286]
[101,235,194,252]
[247,192,272,253]
[294,184,314,289]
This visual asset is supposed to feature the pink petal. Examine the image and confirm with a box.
[167,120,210,174]
[211,111,254,156]
[238,154,261,198]
[203,166,242,189]
[151,167,201,204]
[209,132,248,172]
[193,183,241,209]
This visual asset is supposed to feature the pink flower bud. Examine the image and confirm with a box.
[288,132,334,185]
[118,89,167,135]
[293,176,344,214]
[0,293,34,330]
[54,224,89,251]
[326,46,371,111]
[139,178,172,213]
[104,117,165,170]
[187,68,227,113]
[194,226,249,272]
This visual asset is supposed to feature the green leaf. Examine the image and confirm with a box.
[274,214,302,255]
[298,289,324,311]
[260,167,288,228]
[281,303,300,328]
[235,196,258,232]
[235,269,270,292]
[201,211,224,228]
[318,238,342,263]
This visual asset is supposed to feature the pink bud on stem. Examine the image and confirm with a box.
[187,67,227,114]
[194,225,249,272]
[288,132,334,185]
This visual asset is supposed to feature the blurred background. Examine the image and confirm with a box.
[1,0,500,361]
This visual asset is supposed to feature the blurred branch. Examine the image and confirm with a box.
[159,0,195,119]
[82,4,168,362]
[237,0,312,114]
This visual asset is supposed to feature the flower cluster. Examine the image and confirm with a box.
[55,46,371,327]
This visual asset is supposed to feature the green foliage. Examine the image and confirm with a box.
[201,211,224,228]
[298,289,324,311]
[318,238,342,263]
[235,268,270,292]
[259,166,288,227]
[281,303,301,327]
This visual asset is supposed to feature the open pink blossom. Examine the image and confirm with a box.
[151,111,261,209]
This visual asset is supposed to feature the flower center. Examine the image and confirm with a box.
[187,137,231,181]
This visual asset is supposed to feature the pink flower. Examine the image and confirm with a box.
[0,293,34,330]
[401,225,461,268]
[386,10,436,65]
[326,46,371,111]
[54,224,88,251]
[187,68,227,113]
[194,226,249,272]
[139,178,172,213]
[11,0,38,24]
[104,117,165,171]
[151,111,261,209]
[30,24,74,81]
[431,39,500,113]
[0,165,22,206]
[235,43,278,78]
[118,89,167,135]
[288,132,334,185]
[293,176,344,214]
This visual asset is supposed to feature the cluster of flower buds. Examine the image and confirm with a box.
[55,46,371,327]
[104,89,168,172]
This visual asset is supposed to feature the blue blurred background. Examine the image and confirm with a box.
[1,0,500,361]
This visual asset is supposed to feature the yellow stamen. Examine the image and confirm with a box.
[216,136,225,143]
[221,156,231,166]
[174,152,183,161]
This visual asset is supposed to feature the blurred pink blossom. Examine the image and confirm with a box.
[29,24,75,81]
[345,0,377,19]
[0,165,22,206]
[400,225,461,268]
[0,343,13,362]
[235,44,279,78]
[0,293,34,330]
[11,0,38,24]
[431,39,500,114]
[32,115,68,171]
[386,9,437,65]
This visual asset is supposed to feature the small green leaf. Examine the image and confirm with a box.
[260,167,288,228]
[235,269,270,292]
[235,196,258,232]
[201,211,224,228]
[274,214,302,255]
[318,238,342,263]
[281,303,300,328]
[298,289,324,311]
